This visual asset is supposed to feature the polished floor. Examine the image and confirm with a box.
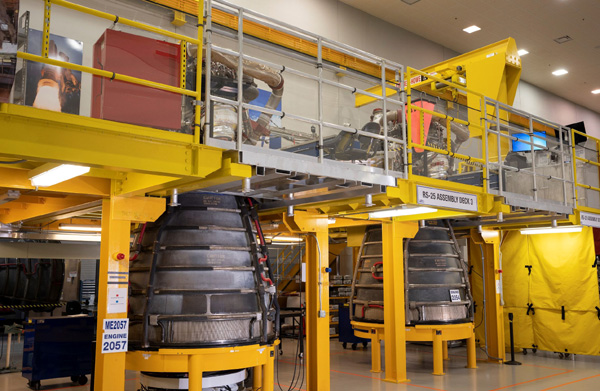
[1,338,599,390]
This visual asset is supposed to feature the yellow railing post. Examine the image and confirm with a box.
[180,40,187,90]
[572,129,579,206]
[480,97,488,190]
[194,0,205,145]
[406,69,413,179]
[42,0,51,58]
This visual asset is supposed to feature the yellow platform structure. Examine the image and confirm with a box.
[2,1,600,391]
[352,321,477,376]
[126,344,277,391]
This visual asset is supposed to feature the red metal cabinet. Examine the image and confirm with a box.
[91,29,181,130]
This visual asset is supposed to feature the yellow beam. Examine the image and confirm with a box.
[0,103,224,178]
[148,159,252,196]
[110,196,166,223]
[382,220,418,383]
[0,166,110,197]
[0,195,100,224]
[114,158,251,197]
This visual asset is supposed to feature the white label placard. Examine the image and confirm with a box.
[580,211,600,228]
[449,289,461,302]
[107,287,128,314]
[101,318,128,354]
[496,280,502,294]
[417,185,478,212]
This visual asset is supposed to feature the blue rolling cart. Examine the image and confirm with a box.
[22,315,95,390]
[338,304,369,350]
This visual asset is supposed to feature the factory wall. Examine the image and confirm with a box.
[227,0,600,138]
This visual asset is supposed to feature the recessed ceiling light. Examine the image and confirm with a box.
[592,89,600,94]
[401,0,421,4]
[517,49,529,56]
[463,25,481,34]
[553,35,573,44]
[552,69,568,76]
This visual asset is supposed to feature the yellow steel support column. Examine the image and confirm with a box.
[432,329,444,376]
[371,334,382,373]
[471,230,505,363]
[253,365,262,391]
[381,220,418,383]
[290,212,330,391]
[442,341,449,361]
[263,350,275,391]
[95,196,165,391]
[188,355,203,391]
[94,200,130,391]
[467,332,477,369]
[305,226,330,391]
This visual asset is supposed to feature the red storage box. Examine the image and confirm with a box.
[91,29,182,130]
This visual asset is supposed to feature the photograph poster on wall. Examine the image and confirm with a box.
[0,0,19,103]
[25,29,83,114]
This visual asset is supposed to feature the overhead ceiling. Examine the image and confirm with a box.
[340,0,600,115]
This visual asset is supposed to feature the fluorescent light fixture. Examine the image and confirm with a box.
[369,206,437,219]
[517,49,529,56]
[52,233,101,242]
[592,89,600,95]
[266,235,303,242]
[327,218,336,225]
[463,25,481,34]
[519,225,582,235]
[552,69,568,76]
[29,164,90,187]
[59,224,102,232]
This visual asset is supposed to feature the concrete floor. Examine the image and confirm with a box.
[1,338,599,391]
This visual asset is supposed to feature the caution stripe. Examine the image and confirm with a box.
[0,302,66,310]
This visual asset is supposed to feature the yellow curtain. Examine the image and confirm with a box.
[471,227,600,356]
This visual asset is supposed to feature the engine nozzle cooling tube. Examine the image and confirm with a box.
[142,208,176,348]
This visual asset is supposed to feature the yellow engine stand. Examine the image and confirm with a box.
[352,321,477,376]
[125,343,277,391]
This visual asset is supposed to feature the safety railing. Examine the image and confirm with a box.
[203,0,407,187]
[482,99,575,213]
[405,66,488,186]
[571,129,600,211]
[15,0,204,142]
[404,66,580,214]
[12,0,600,216]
